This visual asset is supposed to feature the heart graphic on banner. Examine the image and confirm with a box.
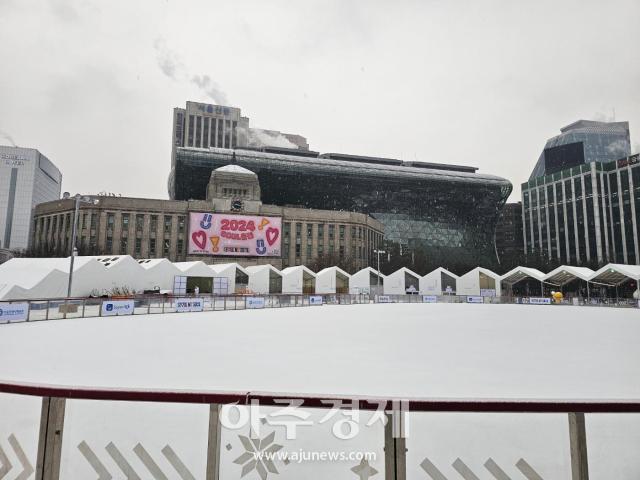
[192,231,207,250]
[265,227,279,246]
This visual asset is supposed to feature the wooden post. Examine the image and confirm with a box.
[206,404,222,480]
[35,397,66,480]
[384,404,407,480]
[569,412,589,480]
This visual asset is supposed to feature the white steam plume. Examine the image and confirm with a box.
[154,37,230,106]
[0,129,16,147]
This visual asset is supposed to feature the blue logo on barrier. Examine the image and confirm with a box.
[106,304,114,311]
[0,308,3,316]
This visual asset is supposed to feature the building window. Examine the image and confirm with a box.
[177,238,184,255]
[163,240,170,257]
[187,115,195,146]
[120,237,128,255]
[106,237,113,254]
[178,216,185,234]
[150,215,158,232]
[136,214,144,234]
[122,213,130,231]
[164,216,172,234]
[329,224,334,239]
[149,238,156,257]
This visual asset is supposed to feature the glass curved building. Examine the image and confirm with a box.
[170,147,512,271]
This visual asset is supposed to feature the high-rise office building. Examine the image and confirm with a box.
[169,101,309,198]
[495,202,524,261]
[0,146,62,251]
[522,153,640,265]
[529,120,630,180]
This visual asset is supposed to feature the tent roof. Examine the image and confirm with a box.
[424,267,460,279]
[281,265,316,277]
[589,264,640,285]
[543,266,594,285]
[352,267,385,278]
[387,267,421,279]
[500,266,546,284]
[460,266,501,279]
[136,258,174,269]
[209,263,249,276]
[316,266,351,278]
[245,264,281,275]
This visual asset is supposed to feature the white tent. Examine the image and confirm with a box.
[0,257,114,299]
[245,264,283,294]
[384,267,421,295]
[209,263,249,294]
[543,265,594,287]
[281,266,316,294]
[419,267,459,295]
[349,267,385,295]
[457,267,502,297]
[89,255,148,295]
[174,261,216,277]
[136,258,181,292]
[316,266,351,294]
[499,266,546,296]
[588,264,640,286]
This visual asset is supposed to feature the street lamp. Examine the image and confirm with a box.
[64,193,99,298]
[373,249,386,294]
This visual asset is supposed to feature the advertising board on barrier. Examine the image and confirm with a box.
[376,295,392,303]
[480,289,496,297]
[467,296,484,304]
[189,212,282,257]
[309,296,323,306]
[101,300,135,316]
[529,297,552,305]
[246,297,266,309]
[176,298,204,312]
[422,295,438,303]
[0,302,29,323]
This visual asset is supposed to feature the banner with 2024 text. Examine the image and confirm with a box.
[188,212,282,257]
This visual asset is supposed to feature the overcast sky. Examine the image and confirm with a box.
[1,0,639,202]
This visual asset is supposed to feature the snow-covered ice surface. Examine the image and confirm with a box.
[0,303,639,399]
[0,303,639,479]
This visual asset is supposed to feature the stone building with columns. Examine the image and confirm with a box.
[31,165,384,270]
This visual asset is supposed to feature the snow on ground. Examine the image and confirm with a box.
[1,303,639,480]
[0,302,639,399]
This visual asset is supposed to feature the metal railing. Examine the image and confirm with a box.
[0,379,638,480]
[0,293,371,324]
[1,291,638,325]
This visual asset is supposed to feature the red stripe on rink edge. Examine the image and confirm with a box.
[0,379,639,412]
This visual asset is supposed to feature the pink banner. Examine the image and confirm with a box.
[189,212,282,257]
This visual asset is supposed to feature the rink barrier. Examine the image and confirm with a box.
[0,292,637,324]
[0,379,639,480]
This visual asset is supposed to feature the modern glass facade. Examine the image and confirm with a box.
[529,120,630,180]
[171,147,512,271]
[522,154,640,265]
[0,146,62,251]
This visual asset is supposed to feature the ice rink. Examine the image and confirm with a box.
[1,303,639,479]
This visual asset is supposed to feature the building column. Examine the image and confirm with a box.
[590,165,603,264]
[521,196,528,254]
[616,171,628,263]
[627,166,639,263]
[544,186,552,259]
[536,188,543,252]
[599,173,611,262]
[553,183,561,260]
[580,175,591,262]
[607,174,617,262]
[571,178,581,263]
